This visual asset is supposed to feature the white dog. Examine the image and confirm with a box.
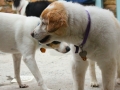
[10,0,99,87]
[0,12,70,90]
[32,1,120,90]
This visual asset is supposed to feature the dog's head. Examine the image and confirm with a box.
[31,1,69,44]
[40,1,68,33]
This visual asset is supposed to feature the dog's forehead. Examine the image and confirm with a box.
[46,1,62,10]
[46,3,55,10]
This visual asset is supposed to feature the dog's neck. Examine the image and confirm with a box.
[64,3,89,45]
[74,10,91,54]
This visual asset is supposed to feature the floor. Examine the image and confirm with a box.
[0,48,120,90]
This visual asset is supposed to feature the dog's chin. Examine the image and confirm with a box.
[39,35,51,44]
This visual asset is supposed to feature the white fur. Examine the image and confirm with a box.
[0,12,51,90]
[12,0,99,87]
[33,1,120,90]
[47,4,54,10]
[10,0,71,89]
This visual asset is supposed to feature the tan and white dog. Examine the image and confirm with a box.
[32,1,120,90]
[0,12,70,90]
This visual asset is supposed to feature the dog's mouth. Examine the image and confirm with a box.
[39,35,51,43]
[46,41,61,46]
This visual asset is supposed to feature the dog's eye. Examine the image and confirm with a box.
[52,41,61,44]
[42,22,46,25]
[42,22,48,25]
[55,49,59,51]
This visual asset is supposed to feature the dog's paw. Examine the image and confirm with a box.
[38,80,52,90]
[90,81,99,87]
[117,78,120,85]
[19,84,29,88]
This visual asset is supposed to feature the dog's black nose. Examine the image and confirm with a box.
[66,46,70,52]
[31,32,34,37]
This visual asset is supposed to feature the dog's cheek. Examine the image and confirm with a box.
[54,28,66,36]
[47,23,55,33]
[47,22,61,33]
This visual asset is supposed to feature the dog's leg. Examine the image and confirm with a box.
[117,59,120,85]
[97,58,116,90]
[89,60,99,87]
[71,55,88,90]
[12,54,28,88]
[23,54,50,90]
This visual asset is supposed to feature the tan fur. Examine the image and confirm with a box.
[6,0,13,6]
[41,1,67,33]
[47,43,59,49]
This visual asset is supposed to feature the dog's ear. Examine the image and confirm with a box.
[46,10,67,33]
